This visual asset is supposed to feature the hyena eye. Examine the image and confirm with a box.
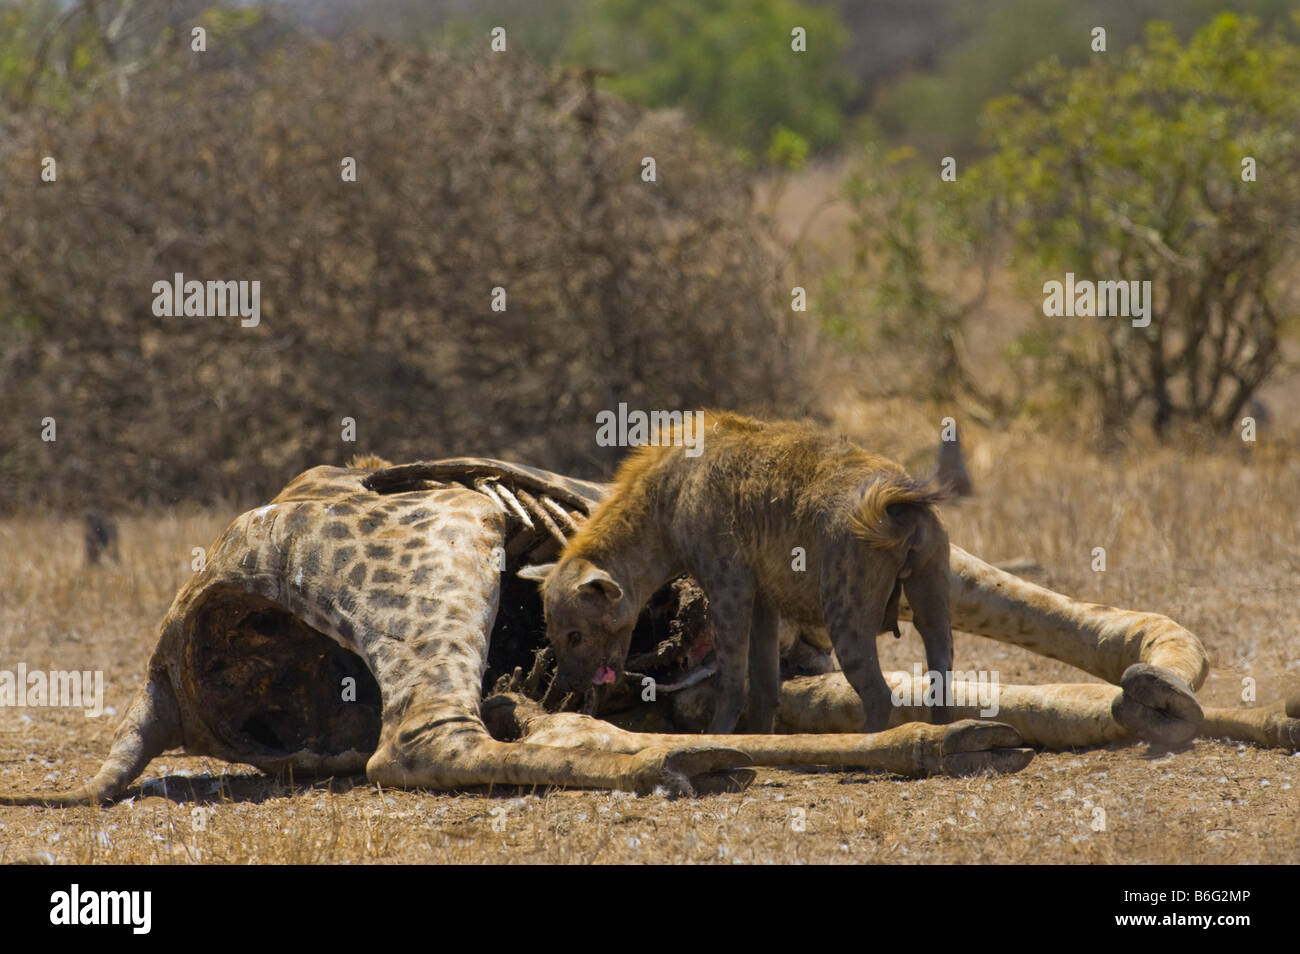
[566,630,582,646]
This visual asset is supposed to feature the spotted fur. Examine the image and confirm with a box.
[525,412,955,733]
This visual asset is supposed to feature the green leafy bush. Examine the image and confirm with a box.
[569,0,855,163]
[842,14,1300,439]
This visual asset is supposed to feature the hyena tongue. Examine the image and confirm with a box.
[593,666,617,685]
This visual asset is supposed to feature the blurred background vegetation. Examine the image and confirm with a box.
[1,0,1297,510]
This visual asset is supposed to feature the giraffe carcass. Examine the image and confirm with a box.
[3,457,1296,805]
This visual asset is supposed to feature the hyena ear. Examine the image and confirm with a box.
[517,563,556,584]
[575,565,624,603]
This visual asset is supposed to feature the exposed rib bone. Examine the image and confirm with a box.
[517,489,566,546]
[472,478,508,513]
[541,496,581,533]
[363,458,606,511]
[493,482,534,528]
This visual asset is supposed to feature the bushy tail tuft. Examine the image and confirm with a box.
[849,476,948,548]
[348,453,393,470]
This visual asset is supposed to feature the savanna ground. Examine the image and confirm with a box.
[2,399,1297,864]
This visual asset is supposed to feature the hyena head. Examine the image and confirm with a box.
[518,558,637,693]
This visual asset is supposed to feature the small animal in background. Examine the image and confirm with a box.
[936,426,974,496]
[83,509,119,565]
[521,412,954,734]
[1246,398,1272,430]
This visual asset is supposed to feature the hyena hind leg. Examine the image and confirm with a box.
[820,544,898,732]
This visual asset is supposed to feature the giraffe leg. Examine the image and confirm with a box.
[895,547,1300,749]
[929,545,1210,690]
[341,489,751,794]
[366,713,753,795]
[897,545,1210,744]
[777,671,1135,749]
[516,708,1031,777]
[0,663,183,806]
[1201,692,1300,750]
[776,671,1300,751]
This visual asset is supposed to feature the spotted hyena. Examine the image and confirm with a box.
[521,412,954,733]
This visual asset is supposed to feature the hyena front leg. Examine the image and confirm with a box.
[819,540,898,732]
[696,560,758,734]
[746,595,780,733]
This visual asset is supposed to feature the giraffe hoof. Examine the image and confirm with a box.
[691,768,758,795]
[941,719,1022,753]
[941,748,1036,776]
[1268,717,1300,751]
[1112,663,1202,748]
[634,745,754,796]
[1285,691,1300,720]
[1270,692,1300,750]
[937,720,1034,776]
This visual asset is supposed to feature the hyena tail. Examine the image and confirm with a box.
[848,476,948,549]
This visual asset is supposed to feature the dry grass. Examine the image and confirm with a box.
[1,426,1298,864]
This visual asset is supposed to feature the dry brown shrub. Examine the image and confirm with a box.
[0,36,810,511]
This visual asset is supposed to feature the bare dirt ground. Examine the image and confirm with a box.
[1,419,1297,864]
